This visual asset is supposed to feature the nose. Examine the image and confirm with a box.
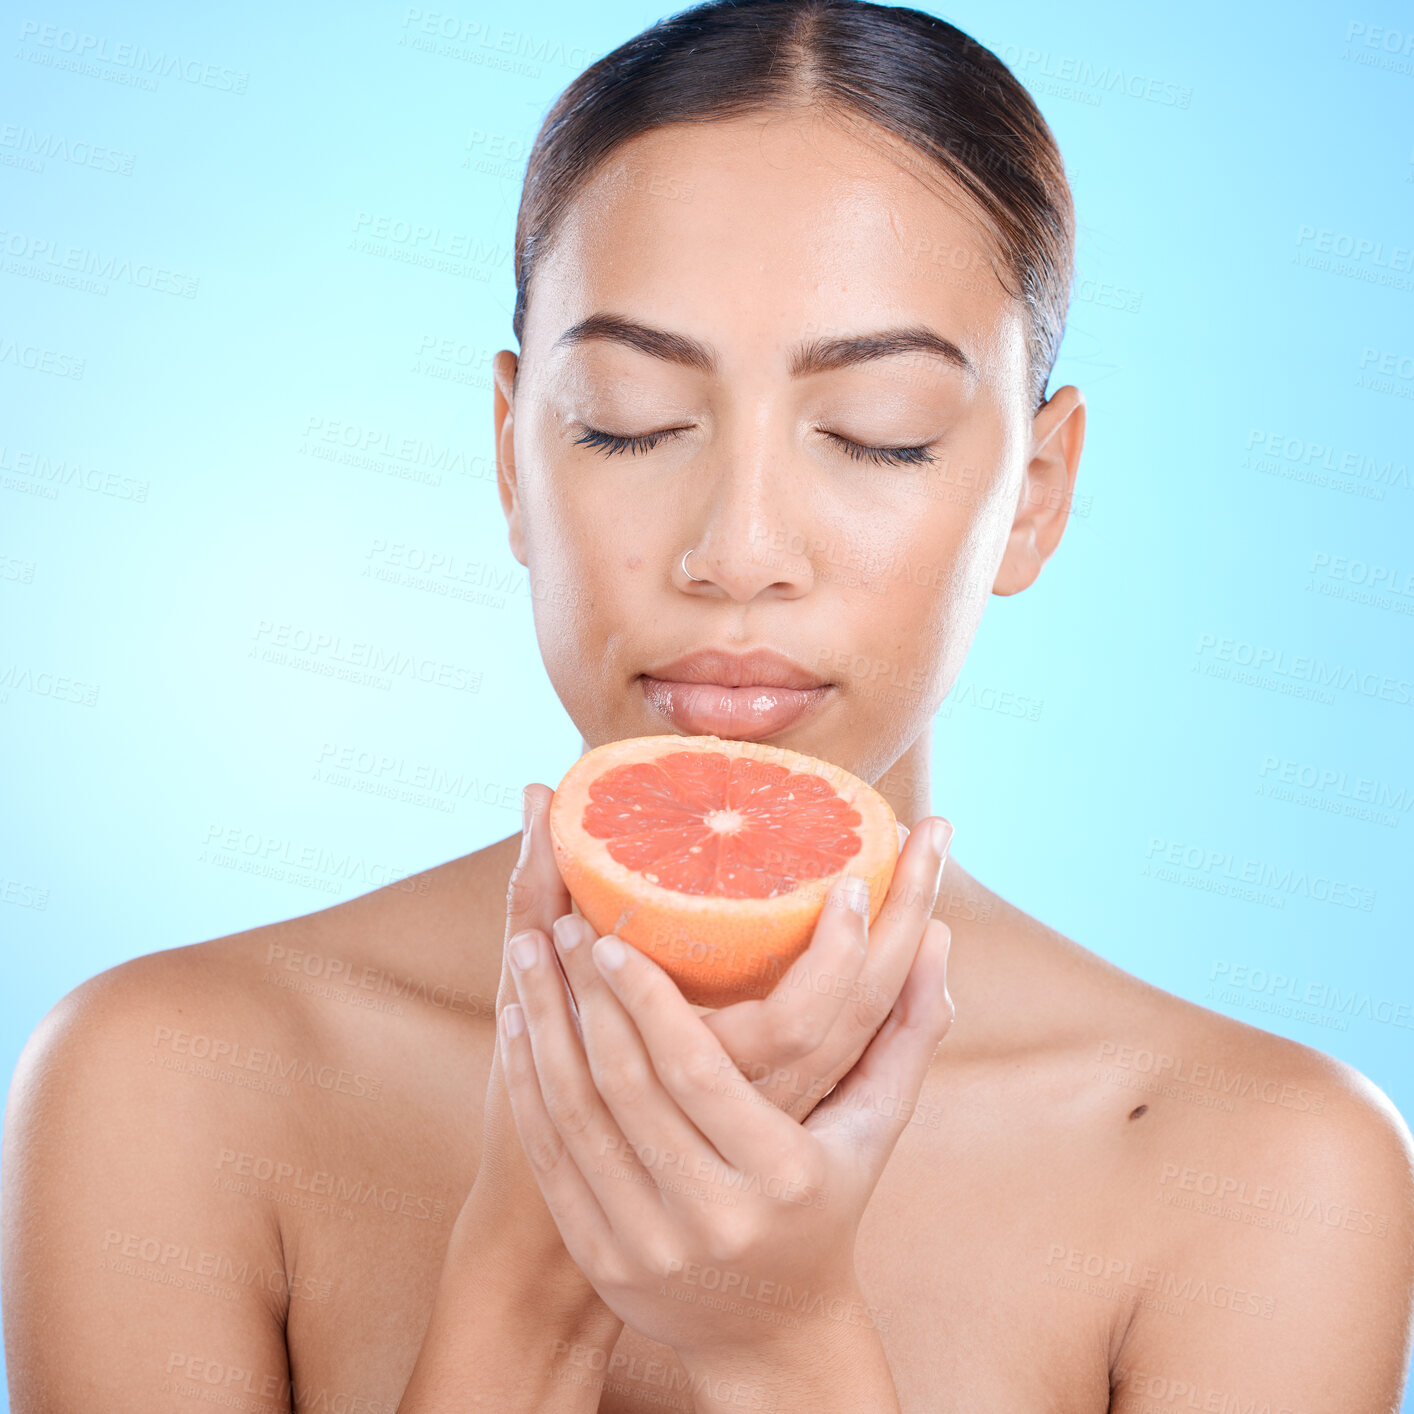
[677,452,815,602]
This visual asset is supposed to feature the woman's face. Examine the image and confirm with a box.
[494,108,1084,785]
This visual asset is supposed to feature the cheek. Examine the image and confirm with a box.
[518,464,657,689]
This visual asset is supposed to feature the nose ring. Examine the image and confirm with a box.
[682,549,706,582]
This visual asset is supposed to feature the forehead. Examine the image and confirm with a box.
[526,110,1028,381]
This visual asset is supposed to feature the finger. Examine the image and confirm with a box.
[485,786,573,1214]
[496,783,575,1082]
[507,925,685,1236]
[502,784,571,980]
[809,917,955,1186]
[849,816,953,1031]
[496,997,616,1268]
[588,933,804,1179]
[702,872,873,1113]
[707,818,952,1117]
[546,915,739,1188]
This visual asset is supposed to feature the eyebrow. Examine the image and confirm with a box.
[553,312,975,382]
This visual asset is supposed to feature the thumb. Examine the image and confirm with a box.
[807,917,953,1184]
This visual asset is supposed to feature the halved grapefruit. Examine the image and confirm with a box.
[548,734,898,1007]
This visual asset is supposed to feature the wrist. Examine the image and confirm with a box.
[397,1207,623,1412]
[675,1278,898,1413]
[447,1189,620,1341]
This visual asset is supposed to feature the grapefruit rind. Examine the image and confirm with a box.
[548,734,898,1007]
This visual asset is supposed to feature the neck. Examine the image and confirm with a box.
[871,733,933,831]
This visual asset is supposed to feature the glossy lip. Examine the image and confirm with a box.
[638,679,833,740]
[640,647,830,690]
[638,649,834,740]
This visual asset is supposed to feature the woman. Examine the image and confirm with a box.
[5,0,1413,1409]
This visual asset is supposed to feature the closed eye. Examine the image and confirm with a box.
[572,423,936,467]
[573,425,688,457]
[825,432,936,466]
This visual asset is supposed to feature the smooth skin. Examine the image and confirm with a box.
[6,104,1414,1413]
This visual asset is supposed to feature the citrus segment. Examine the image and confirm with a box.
[549,734,898,1006]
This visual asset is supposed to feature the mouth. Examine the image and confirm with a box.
[637,647,833,741]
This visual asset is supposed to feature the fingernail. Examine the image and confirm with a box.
[501,1004,525,1039]
[838,875,869,915]
[552,915,582,952]
[509,930,540,970]
[896,821,909,851]
[594,936,627,971]
[929,818,954,861]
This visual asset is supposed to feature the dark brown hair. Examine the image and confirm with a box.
[512,0,1074,409]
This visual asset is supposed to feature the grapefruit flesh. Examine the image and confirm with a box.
[549,734,898,1007]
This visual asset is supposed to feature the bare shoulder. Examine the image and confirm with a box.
[1075,932,1414,1185]
[0,836,516,1411]
[5,826,520,1128]
[1,926,306,1408]
[1026,914,1414,1409]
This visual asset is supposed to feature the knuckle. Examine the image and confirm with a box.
[848,988,891,1035]
[640,1235,687,1282]
[543,1086,597,1139]
[591,1243,639,1294]
[525,1128,568,1176]
[766,1002,829,1059]
[595,1060,648,1107]
[658,1048,713,1096]
[505,866,541,918]
[703,1219,758,1266]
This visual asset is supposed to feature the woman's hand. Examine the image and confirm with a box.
[702,814,954,1122]
[497,827,954,1401]
[453,786,619,1321]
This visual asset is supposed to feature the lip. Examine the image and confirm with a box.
[642,648,829,690]
[638,648,833,741]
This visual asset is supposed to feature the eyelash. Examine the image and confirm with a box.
[573,425,936,467]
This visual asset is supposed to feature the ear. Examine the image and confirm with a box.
[493,349,527,567]
[992,384,1086,596]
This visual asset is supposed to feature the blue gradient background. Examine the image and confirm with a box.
[2,0,1412,1404]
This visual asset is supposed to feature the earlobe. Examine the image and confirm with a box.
[991,384,1086,597]
[492,350,528,567]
